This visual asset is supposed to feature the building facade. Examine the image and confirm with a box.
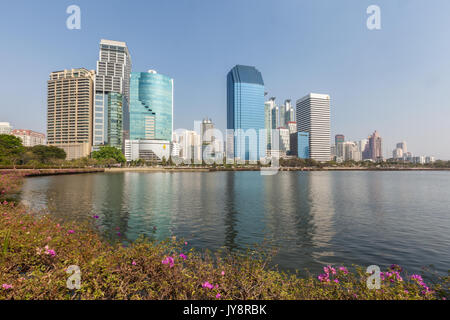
[227,65,266,161]
[296,93,330,162]
[124,139,170,162]
[0,122,12,134]
[11,129,46,147]
[363,131,383,161]
[47,68,95,160]
[94,39,131,150]
[129,70,173,141]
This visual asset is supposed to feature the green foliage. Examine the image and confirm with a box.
[28,145,66,163]
[0,134,25,165]
[91,146,126,164]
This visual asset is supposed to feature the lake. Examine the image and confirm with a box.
[21,171,450,275]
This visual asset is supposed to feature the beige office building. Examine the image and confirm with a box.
[47,68,95,160]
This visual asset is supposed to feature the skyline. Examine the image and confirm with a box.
[1,1,450,159]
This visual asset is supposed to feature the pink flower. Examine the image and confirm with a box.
[202,282,214,289]
[339,266,348,274]
[132,260,137,266]
[162,256,175,268]
[334,279,339,284]
[68,230,75,234]
[184,242,188,245]
[2,284,13,290]
[93,215,99,219]
[179,253,187,260]
[216,293,221,299]
[46,249,56,257]
[221,271,225,276]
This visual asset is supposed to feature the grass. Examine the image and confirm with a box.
[0,173,449,300]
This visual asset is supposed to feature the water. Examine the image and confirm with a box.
[21,171,450,275]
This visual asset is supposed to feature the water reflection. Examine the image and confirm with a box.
[21,171,450,275]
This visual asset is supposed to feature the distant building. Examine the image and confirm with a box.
[47,68,95,160]
[11,129,46,147]
[393,148,403,160]
[425,156,435,164]
[296,93,330,162]
[227,65,266,161]
[0,122,12,134]
[396,141,407,154]
[287,121,297,134]
[264,97,276,151]
[124,139,170,162]
[173,130,202,163]
[363,131,383,161]
[413,156,425,165]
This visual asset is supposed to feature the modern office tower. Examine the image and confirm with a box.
[297,132,310,159]
[0,122,12,134]
[47,68,95,160]
[357,139,368,155]
[201,118,214,144]
[264,97,276,151]
[278,127,290,154]
[296,93,331,162]
[363,130,383,161]
[335,134,345,159]
[129,70,173,141]
[279,99,294,128]
[271,103,279,129]
[396,141,407,154]
[227,65,266,161]
[11,129,46,147]
[94,39,132,150]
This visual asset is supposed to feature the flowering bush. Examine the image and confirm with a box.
[0,174,449,300]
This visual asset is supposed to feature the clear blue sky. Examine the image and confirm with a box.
[1,0,450,159]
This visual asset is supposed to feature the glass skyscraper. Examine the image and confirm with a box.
[227,65,266,161]
[93,39,131,150]
[129,70,173,141]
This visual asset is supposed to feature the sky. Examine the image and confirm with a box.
[1,0,450,159]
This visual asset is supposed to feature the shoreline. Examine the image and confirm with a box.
[105,167,450,173]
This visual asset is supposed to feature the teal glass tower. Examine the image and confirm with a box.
[227,65,266,161]
[129,70,173,141]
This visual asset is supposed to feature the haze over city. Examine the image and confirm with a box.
[1,0,450,159]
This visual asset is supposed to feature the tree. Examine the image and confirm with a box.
[0,134,25,167]
[29,145,66,163]
[91,146,126,164]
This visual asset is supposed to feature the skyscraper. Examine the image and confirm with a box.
[363,131,383,161]
[227,65,266,161]
[264,97,276,152]
[94,39,131,150]
[296,93,331,162]
[335,134,345,159]
[47,68,95,159]
[129,70,173,141]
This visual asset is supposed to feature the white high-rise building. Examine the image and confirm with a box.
[94,39,132,150]
[0,122,12,134]
[296,93,331,162]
